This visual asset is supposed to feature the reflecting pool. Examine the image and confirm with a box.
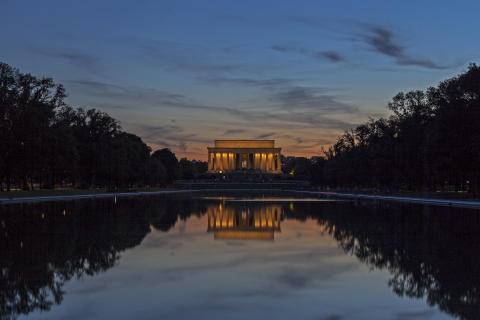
[1,194,480,319]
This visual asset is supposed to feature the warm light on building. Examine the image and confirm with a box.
[207,204,283,240]
[207,140,282,173]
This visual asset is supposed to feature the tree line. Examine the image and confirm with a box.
[0,62,206,191]
[283,64,480,194]
[3,61,480,193]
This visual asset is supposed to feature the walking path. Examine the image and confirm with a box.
[305,191,480,209]
[0,190,192,204]
[1,188,480,209]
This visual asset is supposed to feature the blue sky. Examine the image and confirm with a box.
[2,0,479,159]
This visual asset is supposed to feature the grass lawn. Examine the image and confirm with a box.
[0,189,108,199]
[0,187,173,199]
[328,188,480,200]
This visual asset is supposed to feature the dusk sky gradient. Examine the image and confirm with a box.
[2,0,479,159]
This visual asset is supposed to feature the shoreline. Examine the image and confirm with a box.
[0,189,193,204]
[309,191,480,209]
[1,188,480,209]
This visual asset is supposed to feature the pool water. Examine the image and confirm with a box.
[1,194,479,319]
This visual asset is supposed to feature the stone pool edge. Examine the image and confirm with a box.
[1,188,480,209]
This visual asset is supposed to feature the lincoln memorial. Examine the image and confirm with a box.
[207,140,282,173]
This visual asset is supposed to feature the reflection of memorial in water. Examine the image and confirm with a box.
[207,203,283,240]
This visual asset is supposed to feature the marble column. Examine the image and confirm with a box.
[229,153,234,171]
[216,153,222,171]
[222,153,228,171]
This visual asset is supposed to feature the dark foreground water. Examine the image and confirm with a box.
[1,193,480,320]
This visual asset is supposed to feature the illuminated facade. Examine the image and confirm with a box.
[207,140,282,173]
[207,203,282,240]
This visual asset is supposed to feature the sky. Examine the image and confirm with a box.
[2,0,479,160]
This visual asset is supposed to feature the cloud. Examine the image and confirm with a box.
[123,98,359,131]
[284,140,328,150]
[152,246,351,282]
[133,96,354,131]
[271,45,346,64]
[287,16,333,29]
[149,139,177,149]
[314,51,345,63]
[255,132,276,139]
[36,49,101,73]
[71,283,108,295]
[271,257,358,290]
[178,141,187,152]
[271,44,309,55]
[272,86,358,112]
[317,315,344,320]
[223,129,248,135]
[395,309,437,320]
[134,123,184,140]
[69,80,256,123]
[283,18,450,69]
[362,26,448,69]
[69,79,254,121]
[68,79,185,105]
[139,40,242,75]
[128,123,212,153]
[200,76,295,88]
[274,268,312,288]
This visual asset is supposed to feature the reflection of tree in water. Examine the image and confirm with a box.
[0,196,206,319]
[299,201,480,320]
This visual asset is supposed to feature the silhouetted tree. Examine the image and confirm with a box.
[318,64,480,194]
[0,62,66,190]
[310,157,326,185]
[0,62,182,190]
[151,148,179,183]
[145,157,167,187]
[111,132,151,188]
[178,158,208,179]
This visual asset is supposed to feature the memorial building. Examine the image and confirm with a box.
[207,140,282,173]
